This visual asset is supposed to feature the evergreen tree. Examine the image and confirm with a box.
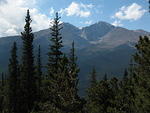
[46,12,64,111]
[114,61,136,113]
[0,73,5,113]
[90,67,97,86]
[68,41,80,101]
[8,42,19,113]
[107,77,119,113]
[103,73,108,81]
[87,75,113,113]
[86,68,99,113]
[132,36,150,113]
[1,72,4,87]
[66,41,85,112]
[37,45,42,97]
[47,12,63,75]
[46,13,85,112]
[20,9,36,113]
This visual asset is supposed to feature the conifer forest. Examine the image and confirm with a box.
[0,1,150,113]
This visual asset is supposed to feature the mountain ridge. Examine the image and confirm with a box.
[0,21,149,95]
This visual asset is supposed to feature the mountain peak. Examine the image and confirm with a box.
[96,21,114,27]
[80,21,115,41]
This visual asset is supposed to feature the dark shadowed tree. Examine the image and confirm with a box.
[19,9,36,113]
[36,45,42,98]
[132,36,150,113]
[47,12,63,75]
[90,67,97,87]
[8,42,20,113]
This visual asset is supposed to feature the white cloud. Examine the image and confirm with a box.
[59,2,93,17]
[0,0,51,37]
[49,7,55,16]
[112,20,123,27]
[114,3,146,21]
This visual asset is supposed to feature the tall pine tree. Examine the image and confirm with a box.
[132,36,150,113]
[37,45,42,98]
[90,67,97,87]
[8,42,19,113]
[46,12,64,112]
[47,12,63,75]
[20,9,36,113]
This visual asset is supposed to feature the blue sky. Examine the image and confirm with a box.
[0,0,149,37]
[37,0,148,28]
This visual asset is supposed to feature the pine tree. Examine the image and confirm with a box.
[132,36,150,113]
[103,73,108,81]
[8,42,19,113]
[107,77,119,113]
[68,41,80,99]
[47,12,63,75]
[20,9,36,113]
[114,61,136,113]
[90,67,97,86]
[1,72,4,87]
[46,12,64,111]
[46,13,85,112]
[0,73,4,113]
[66,41,85,112]
[86,68,99,113]
[87,74,113,113]
[123,69,128,80]
[37,45,42,98]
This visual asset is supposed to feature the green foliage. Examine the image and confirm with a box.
[87,74,116,113]
[90,67,97,87]
[36,45,42,101]
[19,9,37,113]
[47,12,63,75]
[132,36,150,113]
[46,13,85,112]
[8,42,20,113]
[0,73,5,112]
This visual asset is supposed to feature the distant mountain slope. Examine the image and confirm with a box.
[0,21,149,95]
[92,27,149,49]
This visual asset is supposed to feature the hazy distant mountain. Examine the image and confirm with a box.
[91,27,149,49]
[0,21,149,95]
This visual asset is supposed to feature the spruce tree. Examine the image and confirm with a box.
[20,9,36,113]
[37,45,42,97]
[103,73,108,81]
[90,67,97,86]
[66,41,85,112]
[0,73,4,113]
[1,72,4,87]
[46,13,85,112]
[8,42,19,113]
[46,12,64,111]
[47,12,63,75]
[132,36,150,113]
[107,77,119,113]
[114,61,136,113]
[68,41,80,99]
[86,68,99,113]
[87,78,113,113]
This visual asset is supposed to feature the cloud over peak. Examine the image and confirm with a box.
[59,2,93,17]
[114,3,146,21]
